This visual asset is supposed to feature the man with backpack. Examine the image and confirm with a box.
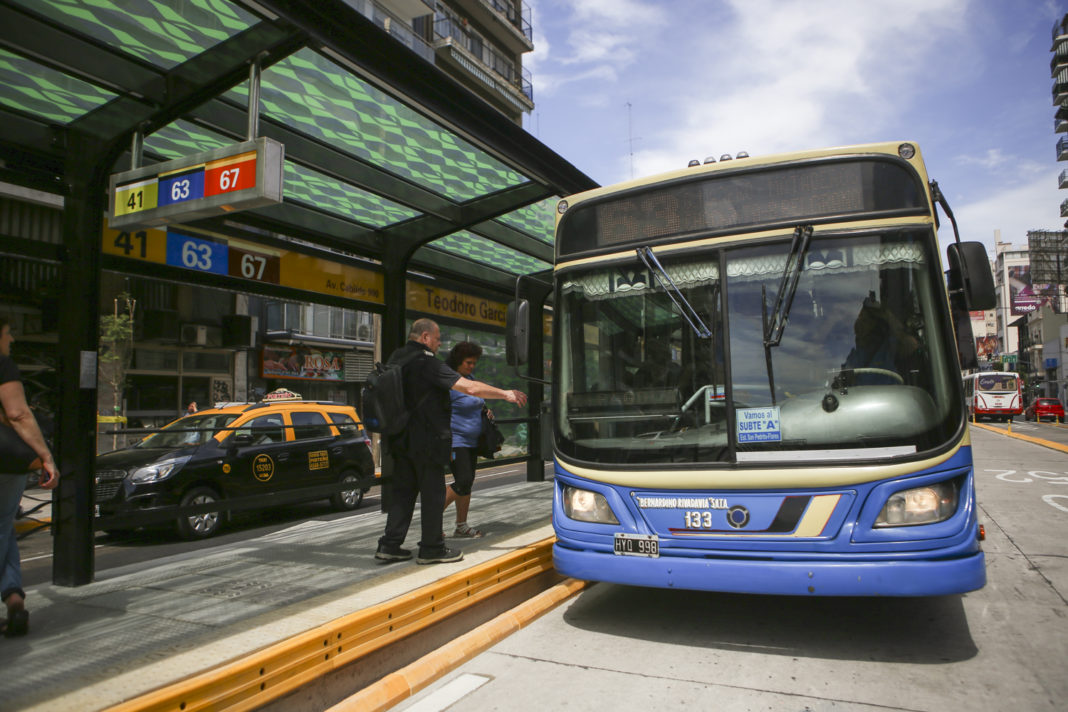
[374,318,527,565]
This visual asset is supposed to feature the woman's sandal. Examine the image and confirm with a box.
[2,608,29,637]
[453,524,483,538]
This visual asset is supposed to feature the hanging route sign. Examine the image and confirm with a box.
[108,137,284,229]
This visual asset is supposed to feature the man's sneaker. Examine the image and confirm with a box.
[416,547,464,565]
[453,523,483,538]
[374,544,412,562]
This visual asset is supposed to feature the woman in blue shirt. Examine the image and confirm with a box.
[445,342,486,538]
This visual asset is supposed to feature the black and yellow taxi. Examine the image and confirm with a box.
[95,388,376,538]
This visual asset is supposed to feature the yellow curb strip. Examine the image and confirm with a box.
[970,423,1068,454]
[327,577,589,712]
[104,537,557,712]
[14,519,50,535]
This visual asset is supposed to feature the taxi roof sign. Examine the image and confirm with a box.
[261,387,303,402]
[109,137,284,229]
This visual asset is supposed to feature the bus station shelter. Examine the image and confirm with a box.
[0,0,596,585]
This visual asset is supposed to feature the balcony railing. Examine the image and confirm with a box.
[1053,15,1068,43]
[1058,136,1068,161]
[1060,197,1068,217]
[1054,67,1068,104]
[435,16,533,101]
[1052,37,1068,74]
[481,0,533,42]
[347,0,435,63]
[1060,169,1068,188]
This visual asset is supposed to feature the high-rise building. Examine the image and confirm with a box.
[993,239,1031,366]
[1055,14,1068,209]
[364,0,535,124]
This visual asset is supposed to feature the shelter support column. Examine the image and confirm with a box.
[53,131,111,586]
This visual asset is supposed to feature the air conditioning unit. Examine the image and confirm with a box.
[181,324,207,346]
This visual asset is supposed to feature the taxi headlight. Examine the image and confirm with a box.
[562,486,618,524]
[875,480,958,527]
[130,456,191,484]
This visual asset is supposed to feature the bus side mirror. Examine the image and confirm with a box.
[946,242,995,311]
[506,300,529,366]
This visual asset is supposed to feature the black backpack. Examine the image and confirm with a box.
[360,349,427,435]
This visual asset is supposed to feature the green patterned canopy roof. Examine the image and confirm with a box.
[0,0,595,290]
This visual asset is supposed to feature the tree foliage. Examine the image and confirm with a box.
[99,292,136,413]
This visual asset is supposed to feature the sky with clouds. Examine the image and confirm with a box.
[522,0,1065,256]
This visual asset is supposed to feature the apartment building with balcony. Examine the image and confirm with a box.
[357,0,535,124]
[1055,15,1068,217]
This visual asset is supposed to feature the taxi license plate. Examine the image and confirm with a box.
[614,533,659,557]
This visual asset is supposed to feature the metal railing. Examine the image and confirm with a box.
[347,0,435,62]
[481,0,533,42]
[434,17,533,101]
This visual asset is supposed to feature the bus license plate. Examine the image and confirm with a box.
[614,533,659,558]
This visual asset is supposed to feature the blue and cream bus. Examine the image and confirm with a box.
[512,142,995,596]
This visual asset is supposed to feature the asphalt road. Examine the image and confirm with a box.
[395,426,1068,712]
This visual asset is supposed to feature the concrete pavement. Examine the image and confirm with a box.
[1,476,556,711]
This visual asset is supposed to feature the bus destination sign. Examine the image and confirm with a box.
[108,137,284,229]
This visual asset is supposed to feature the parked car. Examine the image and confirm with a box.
[95,389,377,539]
[1024,397,1065,423]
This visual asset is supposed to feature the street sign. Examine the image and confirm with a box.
[108,137,284,229]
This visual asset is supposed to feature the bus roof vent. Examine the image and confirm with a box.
[703,156,716,164]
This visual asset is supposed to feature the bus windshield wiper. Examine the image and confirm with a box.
[636,246,712,338]
[762,224,813,347]
[761,224,813,404]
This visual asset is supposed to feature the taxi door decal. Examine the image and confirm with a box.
[308,450,329,470]
[253,453,275,481]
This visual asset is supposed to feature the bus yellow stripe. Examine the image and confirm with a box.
[793,494,841,537]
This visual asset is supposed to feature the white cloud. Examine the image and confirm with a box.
[950,169,1065,254]
[635,0,970,177]
[526,0,667,90]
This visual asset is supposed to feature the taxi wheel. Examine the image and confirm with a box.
[177,487,223,539]
[330,469,364,511]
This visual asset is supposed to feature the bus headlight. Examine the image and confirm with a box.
[562,486,619,524]
[874,481,958,527]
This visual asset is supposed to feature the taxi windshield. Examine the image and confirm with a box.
[136,413,239,449]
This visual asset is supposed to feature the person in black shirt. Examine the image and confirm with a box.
[0,317,59,637]
[375,319,526,565]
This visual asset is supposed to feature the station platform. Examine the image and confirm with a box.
[2,475,557,712]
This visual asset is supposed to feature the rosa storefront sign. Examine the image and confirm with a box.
[261,345,343,381]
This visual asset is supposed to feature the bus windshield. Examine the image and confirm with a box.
[556,229,961,465]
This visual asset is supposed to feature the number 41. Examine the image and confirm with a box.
[113,231,147,258]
